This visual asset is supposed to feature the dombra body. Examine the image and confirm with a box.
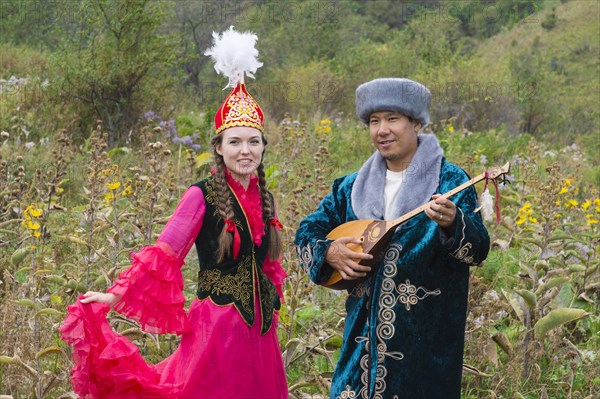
[323,162,510,290]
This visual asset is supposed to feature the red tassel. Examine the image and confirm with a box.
[269,218,283,230]
[224,219,241,259]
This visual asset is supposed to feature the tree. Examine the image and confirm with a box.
[0,0,66,50]
[53,0,182,145]
[509,38,550,135]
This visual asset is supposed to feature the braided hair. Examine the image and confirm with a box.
[256,162,282,260]
[210,133,282,263]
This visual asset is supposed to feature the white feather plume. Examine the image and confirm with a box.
[479,188,495,222]
[204,26,263,88]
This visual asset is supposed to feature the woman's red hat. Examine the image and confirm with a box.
[205,27,264,135]
[214,83,264,134]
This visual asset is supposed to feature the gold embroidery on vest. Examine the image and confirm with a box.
[258,268,278,332]
[203,177,222,218]
[198,256,253,315]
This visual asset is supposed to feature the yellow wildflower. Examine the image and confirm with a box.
[122,185,133,196]
[516,202,535,225]
[316,118,332,135]
[563,178,572,186]
[448,125,455,133]
[586,214,599,225]
[24,204,43,218]
[33,231,41,238]
[107,182,121,191]
[29,208,42,218]
[105,192,114,202]
[558,187,568,195]
[564,199,578,208]
[26,220,41,230]
[582,200,592,210]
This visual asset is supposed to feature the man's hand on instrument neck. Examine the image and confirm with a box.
[325,237,373,280]
[425,194,457,236]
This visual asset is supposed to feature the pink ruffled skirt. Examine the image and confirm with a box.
[60,295,288,398]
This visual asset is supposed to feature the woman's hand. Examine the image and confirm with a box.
[325,236,373,280]
[80,291,120,306]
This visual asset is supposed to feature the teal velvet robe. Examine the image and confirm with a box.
[295,159,490,399]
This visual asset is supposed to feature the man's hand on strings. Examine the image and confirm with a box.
[325,236,373,280]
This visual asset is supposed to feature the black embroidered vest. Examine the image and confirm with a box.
[192,176,280,334]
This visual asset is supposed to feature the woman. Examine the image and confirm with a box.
[60,28,288,398]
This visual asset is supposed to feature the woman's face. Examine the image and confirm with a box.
[216,126,265,183]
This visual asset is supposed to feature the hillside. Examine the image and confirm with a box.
[0,0,598,142]
[472,0,600,137]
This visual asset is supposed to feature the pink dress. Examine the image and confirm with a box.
[60,175,288,399]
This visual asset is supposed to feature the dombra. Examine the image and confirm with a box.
[323,162,510,290]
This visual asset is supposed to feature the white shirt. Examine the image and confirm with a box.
[384,169,407,219]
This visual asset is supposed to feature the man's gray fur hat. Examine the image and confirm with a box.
[356,78,431,127]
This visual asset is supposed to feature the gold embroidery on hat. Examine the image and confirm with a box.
[225,91,261,125]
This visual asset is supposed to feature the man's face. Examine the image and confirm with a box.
[369,111,421,172]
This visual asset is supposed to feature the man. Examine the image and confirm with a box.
[295,78,490,399]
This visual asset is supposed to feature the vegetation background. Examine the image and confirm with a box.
[0,0,598,398]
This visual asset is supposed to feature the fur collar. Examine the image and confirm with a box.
[351,134,444,220]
